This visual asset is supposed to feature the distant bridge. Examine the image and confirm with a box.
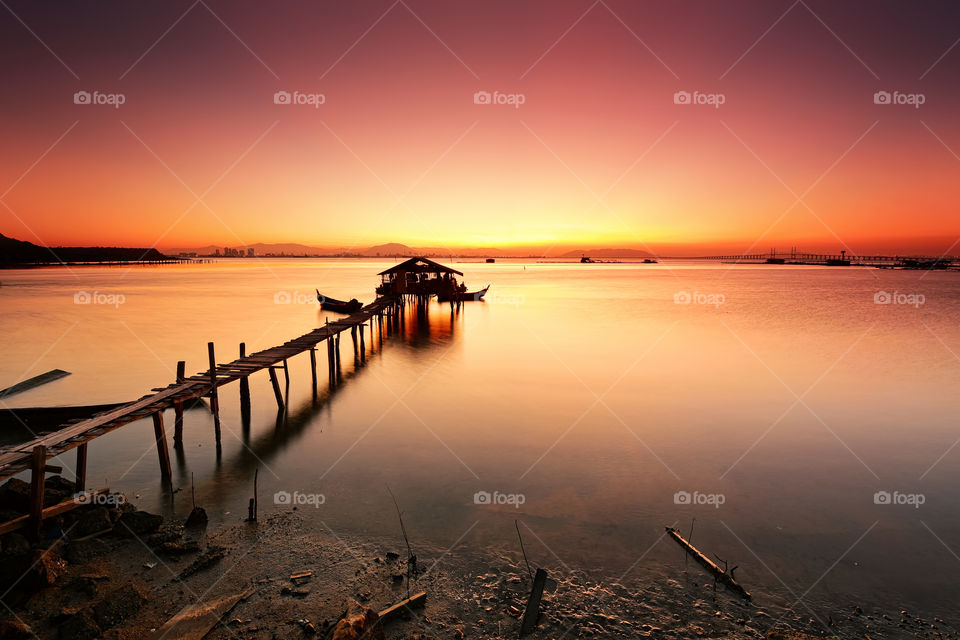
[683,250,959,267]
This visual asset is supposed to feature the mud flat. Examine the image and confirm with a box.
[0,486,956,640]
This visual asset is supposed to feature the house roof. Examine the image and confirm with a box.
[378,257,463,276]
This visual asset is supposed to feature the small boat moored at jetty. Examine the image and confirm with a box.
[437,285,489,303]
[316,290,363,313]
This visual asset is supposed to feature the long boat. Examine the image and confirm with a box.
[437,285,489,303]
[316,290,363,313]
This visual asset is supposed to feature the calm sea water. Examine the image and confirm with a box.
[2,259,959,620]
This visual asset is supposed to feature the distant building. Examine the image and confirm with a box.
[247,248,255,257]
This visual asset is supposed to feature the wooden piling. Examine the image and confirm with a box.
[152,412,172,480]
[351,326,358,360]
[239,343,251,415]
[309,348,318,396]
[75,443,87,493]
[207,342,222,445]
[268,366,284,410]
[28,445,46,540]
[359,324,366,362]
[174,360,185,448]
[282,359,290,389]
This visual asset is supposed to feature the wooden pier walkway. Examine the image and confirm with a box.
[0,295,403,537]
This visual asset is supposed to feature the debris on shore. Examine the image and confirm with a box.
[0,476,958,640]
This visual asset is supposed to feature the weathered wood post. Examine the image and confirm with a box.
[27,445,46,540]
[309,347,318,397]
[268,366,284,410]
[335,333,341,382]
[326,338,335,387]
[207,342,222,445]
[239,343,251,415]
[153,412,172,480]
[359,324,366,363]
[75,443,88,493]
[282,359,290,389]
[174,360,185,449]
[351,326,358,361]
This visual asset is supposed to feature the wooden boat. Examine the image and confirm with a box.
[316,290,363,313]
[437,285,489,303]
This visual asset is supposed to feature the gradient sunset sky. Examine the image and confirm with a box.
[1,0,959,254]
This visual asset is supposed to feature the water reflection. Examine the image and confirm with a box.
[178,300,462,510]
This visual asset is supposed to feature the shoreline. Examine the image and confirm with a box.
[1,487,956,640]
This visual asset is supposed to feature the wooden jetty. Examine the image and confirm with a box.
[0,295,404,539]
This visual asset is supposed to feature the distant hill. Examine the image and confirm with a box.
[559,248,654,258]
[0,233,170,266]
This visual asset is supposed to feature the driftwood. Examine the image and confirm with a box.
[377,590,427,623]
[519,568,547,637]
[665,526,751,601]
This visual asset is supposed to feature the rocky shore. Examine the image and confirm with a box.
[0,477,956,640]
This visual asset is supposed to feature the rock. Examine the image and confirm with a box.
[59,610,100,640]
[115,510,162,536]
[92,583,148,629]
[185,506,208,529]
[145,523,184,546]
[30,549,67,587]
[0,619,33,640]
[157,539,201,556]
[331,609,384,640]
[72,506,113,537]
[177,546,226,579]
[0,479,31,513]
[65,538,110,564]
[385,551,400,561]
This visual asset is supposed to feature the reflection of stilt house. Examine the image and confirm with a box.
[376,257,465,299]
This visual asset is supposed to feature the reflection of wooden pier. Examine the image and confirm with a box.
[0,295,405,538]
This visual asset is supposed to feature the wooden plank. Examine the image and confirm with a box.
[0,488,109,536]
[378,591,427,623]
[145,589,253,640]
[0,369,71,400]
[519,568,547,637]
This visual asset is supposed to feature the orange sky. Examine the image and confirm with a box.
[1,1,959,255]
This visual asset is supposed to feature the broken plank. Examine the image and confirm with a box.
[377,591,427,623]
[0,369,71,400]
[145,588,254,640]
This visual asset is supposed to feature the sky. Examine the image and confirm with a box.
[1,0,959,255]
